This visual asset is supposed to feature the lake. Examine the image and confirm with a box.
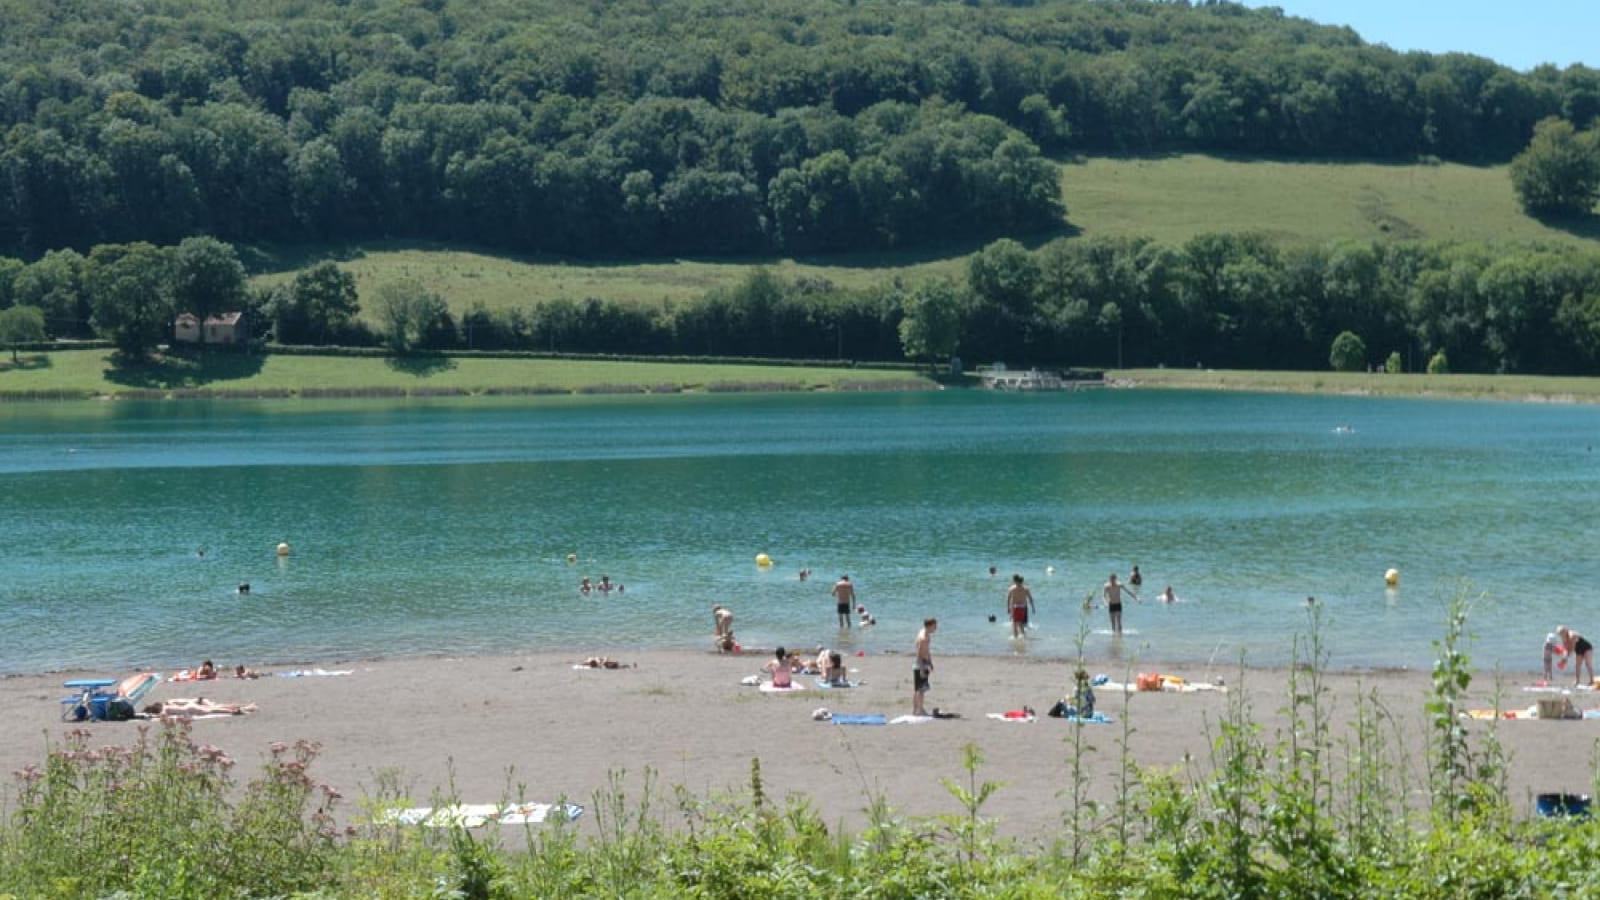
[1,389,1594,676]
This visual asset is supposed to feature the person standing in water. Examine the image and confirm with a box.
[1103,573,1137,635]
[1129,565,1143,588]
[831,575,856,629]
[1006,573,1035,639]
[711,605,735,651]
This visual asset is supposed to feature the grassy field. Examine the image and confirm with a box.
[0,349,934,398]
[1056,154,1593,247]
[245,155,1599,324]
[1112,367,1600,404]
[248,241,968,315]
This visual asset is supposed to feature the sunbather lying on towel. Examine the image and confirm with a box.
[578,657,635,669]
[143,698,257,717]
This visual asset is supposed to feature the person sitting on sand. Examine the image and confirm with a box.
[233,664,261,679]
[196,660,217,680]
[580,656,633,669]
[765,647,793,688]
[827,651,847,687]
[143,698,257,717]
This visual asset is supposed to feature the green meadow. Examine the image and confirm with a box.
[0,349,931,398]
[1113,367,1600,404]
[1054,154,1588,247]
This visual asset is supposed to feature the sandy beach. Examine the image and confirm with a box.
[3,647,1590,842]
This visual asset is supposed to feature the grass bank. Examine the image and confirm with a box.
[1112,367,1600,404]
[0,349,935,400]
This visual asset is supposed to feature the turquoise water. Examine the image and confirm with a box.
[1,389,1595,675]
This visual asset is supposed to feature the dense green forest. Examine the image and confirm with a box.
[0,0,1596,258]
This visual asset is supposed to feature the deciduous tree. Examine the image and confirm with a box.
[1509,117,1600,216]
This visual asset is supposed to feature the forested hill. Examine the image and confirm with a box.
[0,0,1591,259]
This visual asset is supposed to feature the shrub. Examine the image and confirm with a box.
[1427,350,1450,374]
[0,723,342,899]
[1329,330,1366,372]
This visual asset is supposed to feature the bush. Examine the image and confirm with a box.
[1427,350,1450,374]
[0,723,341,899]
[1329,330,1366,372]
[1385,351,1403,373]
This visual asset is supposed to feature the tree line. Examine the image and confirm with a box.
[6,233,1600,377]
[0,0,1595,258]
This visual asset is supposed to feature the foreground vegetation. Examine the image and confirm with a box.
[4,597,1598,899]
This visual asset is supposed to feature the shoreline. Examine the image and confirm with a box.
[5,648,1583,841]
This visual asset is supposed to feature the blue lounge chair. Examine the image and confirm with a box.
[61,672,161,721]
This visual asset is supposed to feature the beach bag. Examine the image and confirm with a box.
[105,698,136,721]
[1136,672,1162,692]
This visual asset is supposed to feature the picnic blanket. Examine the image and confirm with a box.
[377,802,584,828]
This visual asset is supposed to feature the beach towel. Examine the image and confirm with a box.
[377,803,584,828]
[1100,680,1225,695]
[831,714,888,725]
[759,682,807,693]
[889,714,935,724]
[278,668,353,678]
[986,712,1036,723]
[815,679,862,689]
[168,669,217,683]
[1058,712,1114,724]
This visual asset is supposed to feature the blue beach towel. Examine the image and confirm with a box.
[1060,712,1114,724]
[832,714,888,725]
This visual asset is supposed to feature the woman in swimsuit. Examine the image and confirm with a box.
[1559,625,1595,686]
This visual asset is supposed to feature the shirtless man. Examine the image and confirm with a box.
[1103,573,1137,635]
[913,617,937,715]
[831,575,856,629]
[1006,574,1035,639]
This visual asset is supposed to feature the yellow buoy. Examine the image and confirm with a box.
[755,552,773,567]
[1384,568,1399,587]
[276,542,291,557]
